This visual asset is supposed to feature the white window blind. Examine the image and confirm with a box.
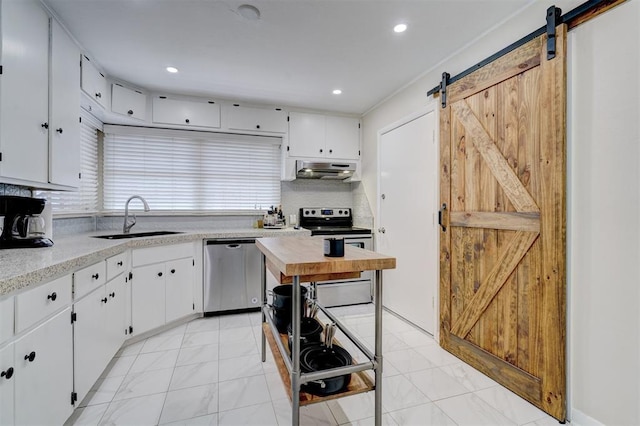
[35,111,101,214]
[102,126,281,212]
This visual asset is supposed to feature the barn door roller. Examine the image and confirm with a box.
[427,0,623,105]
[546,6,562,59]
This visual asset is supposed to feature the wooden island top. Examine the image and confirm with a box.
[255,237,396,281]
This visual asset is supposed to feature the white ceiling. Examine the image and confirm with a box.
[44,0,538,115]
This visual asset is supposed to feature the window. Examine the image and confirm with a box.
[34,111,100,214]
[102,126,281,212]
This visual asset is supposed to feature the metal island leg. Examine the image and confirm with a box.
[291,275,301,425]
[375,269,383,426]
[261,253,266,362]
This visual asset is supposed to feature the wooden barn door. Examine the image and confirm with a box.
[439,26,567,420]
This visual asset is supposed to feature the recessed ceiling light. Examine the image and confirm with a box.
[166,66,178,73]
[394,23,407,33]
[332,89,342,95]
[238,4,260,20]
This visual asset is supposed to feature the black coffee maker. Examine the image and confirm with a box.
[0,196,53,248]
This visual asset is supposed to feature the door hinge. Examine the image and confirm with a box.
[129,326,133,334]
[79,116,82,123]
[287,146,290,152]
[78,172,82,180]
[71,312,77,324]
[358,150,361,156]
[129,271,133,280]
[546,6,562,60]
[439,72,450,108]
[192,259,195,266]
[0,152,2,162]
[0,65,3,75]
[71,392,77,404]
[287,116,290,122]
[192,303,195,310]
[438,203,447,232]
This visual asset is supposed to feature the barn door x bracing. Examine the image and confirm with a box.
[439,25,567,420]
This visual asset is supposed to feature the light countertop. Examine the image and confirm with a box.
[0,227,310,297]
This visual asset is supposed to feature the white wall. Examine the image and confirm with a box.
[568,2,640,424]
[361,0,639,424]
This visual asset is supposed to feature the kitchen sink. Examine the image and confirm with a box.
[93,231,184,240]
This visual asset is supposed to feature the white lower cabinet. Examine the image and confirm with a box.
[132,243,195,335]
[132,262,167,335]
[14,308,73,426]
[165,257,195,323]
[73,286,109,405]
[105,274,128,355]
[0,343,14,425]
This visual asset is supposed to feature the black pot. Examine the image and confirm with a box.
[299,343,352,396]
[273,309,292,333]
[287,317,323,351]
[271,285,308,310]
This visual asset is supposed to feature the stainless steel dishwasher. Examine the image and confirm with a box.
[204,239,262,314]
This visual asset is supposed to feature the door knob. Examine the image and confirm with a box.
[24,351,36,362]
[381,194,386,200]
[47,292,57,301]
[378,227,386,233]
[56,128,63,134]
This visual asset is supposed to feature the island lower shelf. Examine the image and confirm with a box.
[262,322,375,406]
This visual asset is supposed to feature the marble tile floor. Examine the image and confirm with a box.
[65,304,560,426]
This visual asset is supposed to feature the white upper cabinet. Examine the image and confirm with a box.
[81,55,108,109]
[325,115,360,160]
[227,105,287,133]
[152,97,220,128]
[49,19,81,187]
[288,112,360,160]
[111,84,147,121]
[288,112,326,157]
[0,0,50,184]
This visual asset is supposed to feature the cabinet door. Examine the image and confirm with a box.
[112,84,147,121]
[81,55,108,109]
[152,97,220,128]
[73,287,108,405]
[0,344,14,426]
[14,308,73,426]
[165,257,194,323]
[105,274,127,358]
[49,19,81,187]
[131,263,166,335]
[0,0,49,183]
[288,112,326,157]
[228,106,287,133]
[325,116,360,160]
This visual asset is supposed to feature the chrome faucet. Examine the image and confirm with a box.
[123,195,150,234]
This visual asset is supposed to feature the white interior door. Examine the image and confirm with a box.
[378,109,438,334]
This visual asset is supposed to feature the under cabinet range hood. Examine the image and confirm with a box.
[295,160,357,180]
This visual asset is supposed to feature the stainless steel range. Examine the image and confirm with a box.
[299,207,373,306]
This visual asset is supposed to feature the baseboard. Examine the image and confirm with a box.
[571,408,605,426]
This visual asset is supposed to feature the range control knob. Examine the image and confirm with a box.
[311,210,316,215]
[305,210,310,215]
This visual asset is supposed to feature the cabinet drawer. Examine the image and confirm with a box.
[112,84,146,120]
[15,274,72,333]
[228,105,287,133]
[152,97,220,128]
[0,296,14,344]
[106,251,129,281]
[132,242,194,267]
[74,261,107,300]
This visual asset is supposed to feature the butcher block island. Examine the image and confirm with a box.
[255,237,395,426]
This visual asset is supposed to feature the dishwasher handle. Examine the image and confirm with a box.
[225,244,241,249]
[205,239,256,246]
